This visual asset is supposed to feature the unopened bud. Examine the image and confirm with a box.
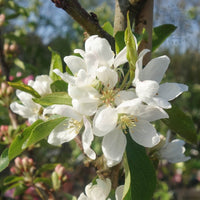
[0,14,5,26]
[0,125,8,132]
[9,43,18,53]
[3,43,9,53]
[6,86,14,96]
[1,82,7,94]
[22,157,29,171]
[10,166,16,174]
[55,164,65,178]
[14,157,22,169]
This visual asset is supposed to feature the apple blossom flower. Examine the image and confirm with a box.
[10,75,52,124]
[93,98,169,167]
[132,49,188,109]
[78,178,124,200]
[43,104,96,160]
[157,131,190,163]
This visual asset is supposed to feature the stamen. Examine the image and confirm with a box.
[68,119,82,134]
[118,114,138,132]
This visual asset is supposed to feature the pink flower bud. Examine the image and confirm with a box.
[14,157,22,169]
[6,86,14,96]
[1,125,8,132]
[3,43,9,53]
[10,166,16,174]
[9,43,18,52]
[1,82,7,94]
[22,75,34,85]
[0,14,5,26]
[22,157,29,171]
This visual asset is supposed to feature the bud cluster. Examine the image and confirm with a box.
[10,157,35,184]
[3,43,19,56]
[0,125,12,144]
[0,82,14,107]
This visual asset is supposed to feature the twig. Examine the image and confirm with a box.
[50,0,115,50]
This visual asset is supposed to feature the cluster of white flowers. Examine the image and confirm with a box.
[10,35,189,167]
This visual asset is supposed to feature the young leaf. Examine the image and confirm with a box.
[23,117,66,148]
[49,47,63,81]
[3,176,24,186]
[0,148,9,172]
[102,21,113,36]
[152,24,177,52]
[115,31,125,54]
[33,92,72,107]
[8,81,41,98]
[124,13,138,85]
[162,105,197,144]
[50,80,68,92]
[123,133,156,200]
[8,120,44,161]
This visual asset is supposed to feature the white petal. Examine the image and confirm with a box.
[114,89,137,106]
[77,193,87,200]
[158,83,188,101]
[96,67,118,89]
[43,105,82,120]
[136,80,159,99]
[85,178,111,200]
[10,102,38,119]
[84,52,98,77]
[142,55,170,83]
[114,47,127,68]
[47,119,77,145]
[16,90,36,107]
[137,105,169,121]
[151,97,171,109]
[93,107,118,136]
[74,49,85,57]
[82,116,96,160]
[64,55,87,75]
[129,120,160,147]
[85,35,114,67]
[75,69,94,86]
[72,99,98,116]
[132,49,150,86]
[115,185,124,200]
[68,84,100,102]
[102,128,126,167]
[53,69,75,84]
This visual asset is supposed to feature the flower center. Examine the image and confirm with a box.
[118,114,138,131]
[68,119,82,134]
[100,89,117,106]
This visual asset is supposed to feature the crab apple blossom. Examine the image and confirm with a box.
[133,49,188,109]
[10,75,52,124]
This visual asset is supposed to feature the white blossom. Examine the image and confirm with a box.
[78,178,124,200]
[133,50,188,109]
[158,131,191,163]
[10,75,52,124]
[93,99,168,167]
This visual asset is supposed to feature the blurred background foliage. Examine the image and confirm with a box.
[0,0,200,199]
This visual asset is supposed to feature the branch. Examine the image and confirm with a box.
[0,30,10,81]
[135,0,154,64]
[114,0,146,35]
[50,0,115,50]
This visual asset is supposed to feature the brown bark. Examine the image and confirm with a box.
[135,0,154,64]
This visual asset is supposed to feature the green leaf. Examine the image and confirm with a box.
[49,47,63,81]
[8,120,43,161]
[123,133,156,200]
[13,58,26,70]
[115,31,125,54]
[152,24,177,52]
[162,105,197,144]
[50,80,68,92]
[0,148,9,172]
[63,193,77,200]
[102,21,113,36]
[124,13,138,85]
[33,92,72,107]
[34,177,52,186]
[23,117,66,148]
[8,81,41,98]
[3,176,24,186]
[52,171,61,191]
[35,163,59,176]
